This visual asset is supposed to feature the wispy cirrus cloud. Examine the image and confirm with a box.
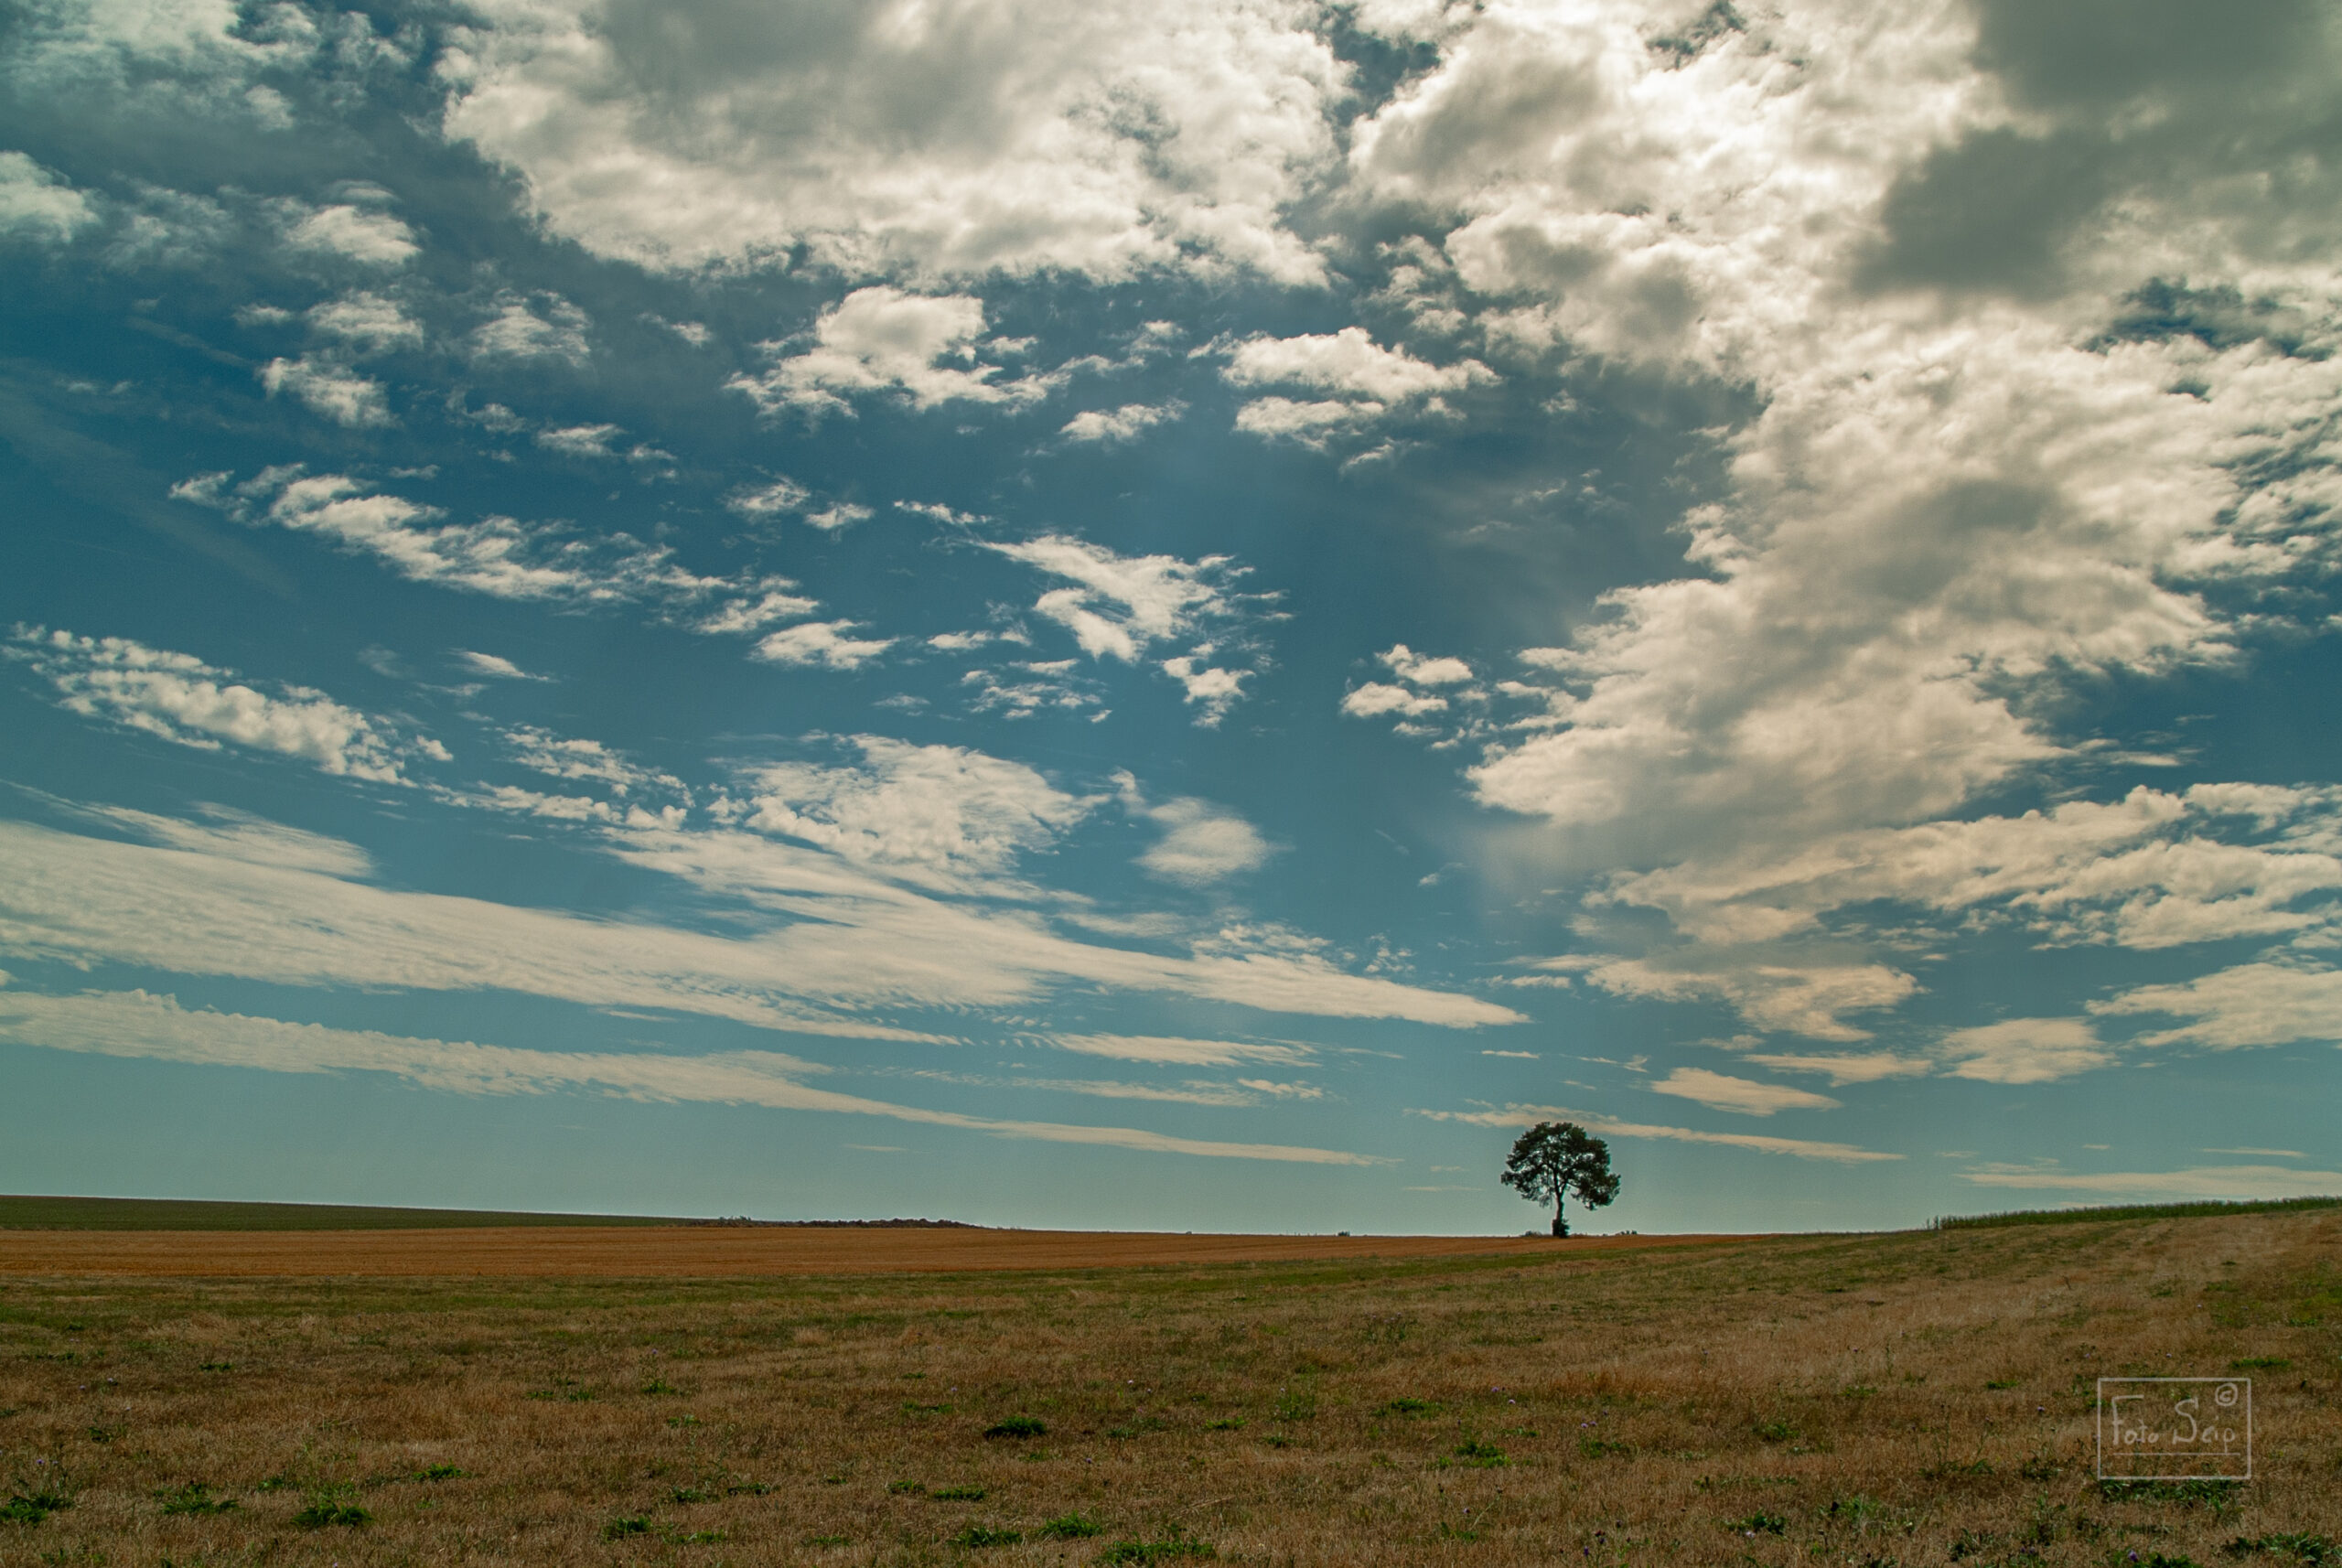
[0,989,1379,1165]
[1410,1102,1900,1164]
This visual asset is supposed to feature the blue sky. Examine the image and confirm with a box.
[2,0,2338,1233]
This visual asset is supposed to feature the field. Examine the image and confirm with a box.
[1,1208,2337,1566]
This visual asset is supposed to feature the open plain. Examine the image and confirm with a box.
[1,1208,2337,1566]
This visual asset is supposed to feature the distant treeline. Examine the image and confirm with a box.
[0,1196,991,1231]
[1932,1195,2342,1230]
[0,1195,689,1230]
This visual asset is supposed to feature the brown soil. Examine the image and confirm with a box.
[0,1226,1733,1273]
[0,1225,1735,1277]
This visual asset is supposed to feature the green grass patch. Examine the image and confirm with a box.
[983,1415,1047,1439]
[1932,1196,2342,1230]
[3,1490,70,1525]
[157,1482,237,1516]
[1040,1513,1103,1540]
[951,1525,1023,1547]
[1097,1528,1215,1563]
[1451,1438,1507,1467]
[294,1487,371,1529]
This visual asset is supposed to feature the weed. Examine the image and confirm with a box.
[668,1528,727,1543]
[5,1490,71,1525]
[1272,1388,1316,1422]
[1579,1436,1631,1458]
[951,1525,1023,1547]
[1097,1527,1215,1563]
[807,1535,849,1547]
[2100,1480,2242,1511]
[640,1377,681,1395]
[293,1485,371,1529]
[1040,1513,1103,1540]
[156,1482,237,1516]
[1729,1512,1787,1536]
[2229,1358,2290,1371]
[601,1515,652,1541]
[1205,1417,1245,1430]
[983,1415,1047,1439]
[198,1360,232,1372]
[1451,1438,1508,1466]
[670,1485,716,1503]
[887,1480,927,1496]
[932,1485,987,1500]
[2224,1534,2337,1563]
[1985,1379,2020,1389]
[1754,1418,1796,1443]
[1379,1397,1434,1417]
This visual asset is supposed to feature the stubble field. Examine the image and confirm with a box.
[1,1208,2337,1566]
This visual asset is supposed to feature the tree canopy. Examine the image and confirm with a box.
[1499,1122,1620,1237]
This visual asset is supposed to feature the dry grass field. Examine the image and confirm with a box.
[1,1208,2337,1567]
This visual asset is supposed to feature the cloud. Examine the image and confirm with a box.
[0,989,1379,1165]
[1938,1017,2111,1084]
[0,150,96,242]
[281,200,418,266]
[1049,1034,1313,1067]
[536,423,622,457]
[752,620,895,670]
[177,467,809,635]
[470,292,590,363]
[1737,1051,1932,1087]
[0,811,1523,1038]
[435,0,1342,284]
[742,736,1096,886]
[2094,962,2342,1049]
[1957,1164,2342,1201]
[1060,403,1182,445]
[727,288,1051,417]
[1379,644,1476,687]
[725,478,873,534]
[1227,327,1490,400]
[1411,1102,1899,1164]
[1341,682,1445,719]
[1342,643,1488,736]
[1116,773,1274,886]
[981,533,1263,719]
[1599,786,2342,951]
[7,628,435,784]
[259,356,392,426]
[1575,953,1918,1043]
[1646,1066,1841,1116]
[1323,0,2342,1051]
[453,650,544,682]
[503,726,681,801]
[1222,328,1491,443]
[990,535,1230,661]
[305,292,424,352]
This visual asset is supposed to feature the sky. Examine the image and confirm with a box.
[3,0,2339,1235]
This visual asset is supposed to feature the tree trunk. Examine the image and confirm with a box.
[1551,1206,1569,1239]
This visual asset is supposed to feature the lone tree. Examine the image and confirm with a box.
[1500,1121,1620,1237]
